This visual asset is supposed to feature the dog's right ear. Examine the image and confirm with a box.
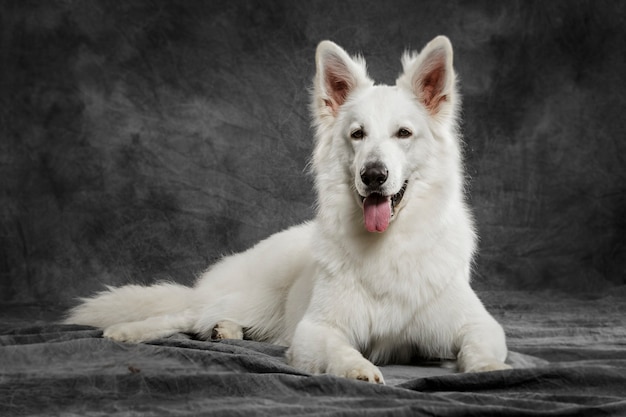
[314,41,372,119]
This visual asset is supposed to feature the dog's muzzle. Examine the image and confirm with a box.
[359,179,408,233]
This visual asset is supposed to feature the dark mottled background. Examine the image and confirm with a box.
[1,0,625,306]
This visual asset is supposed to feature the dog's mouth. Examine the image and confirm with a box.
[359,180,408,233]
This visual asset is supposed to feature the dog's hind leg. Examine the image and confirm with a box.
[211,320,244,340]
[103,309,197,343]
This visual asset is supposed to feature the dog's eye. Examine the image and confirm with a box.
[350,129,365,140]
[397,128,412,138]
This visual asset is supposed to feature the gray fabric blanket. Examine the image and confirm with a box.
[2,292,625,416]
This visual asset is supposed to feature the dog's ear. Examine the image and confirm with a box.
[397,36,457,120]
[314,41,372,118]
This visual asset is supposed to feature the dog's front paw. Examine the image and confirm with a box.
[103,323,151,343]
[328,358,385,384]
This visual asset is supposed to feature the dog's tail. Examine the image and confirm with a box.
[64,282,193,329]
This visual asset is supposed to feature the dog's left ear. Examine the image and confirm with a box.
[397,36,457,120]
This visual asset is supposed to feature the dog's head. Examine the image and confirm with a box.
[311,36,461,233]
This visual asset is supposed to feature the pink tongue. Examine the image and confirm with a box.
[363,194,391,233]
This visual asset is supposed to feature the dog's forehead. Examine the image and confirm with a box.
[343,86,425,128]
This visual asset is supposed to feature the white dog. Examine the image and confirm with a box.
[66,36,510,384]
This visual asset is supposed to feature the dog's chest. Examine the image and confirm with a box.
[355,255,446,314]
[354,289,450,364]
[349,261,454,363]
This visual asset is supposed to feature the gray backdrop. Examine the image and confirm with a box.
[1,0,625,306]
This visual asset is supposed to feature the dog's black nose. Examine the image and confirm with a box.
[360,162,388,187]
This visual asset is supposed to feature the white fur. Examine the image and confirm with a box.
[65,36,510,384]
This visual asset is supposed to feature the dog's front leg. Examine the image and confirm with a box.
[455,318,512,373]
[287,317,384,384]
